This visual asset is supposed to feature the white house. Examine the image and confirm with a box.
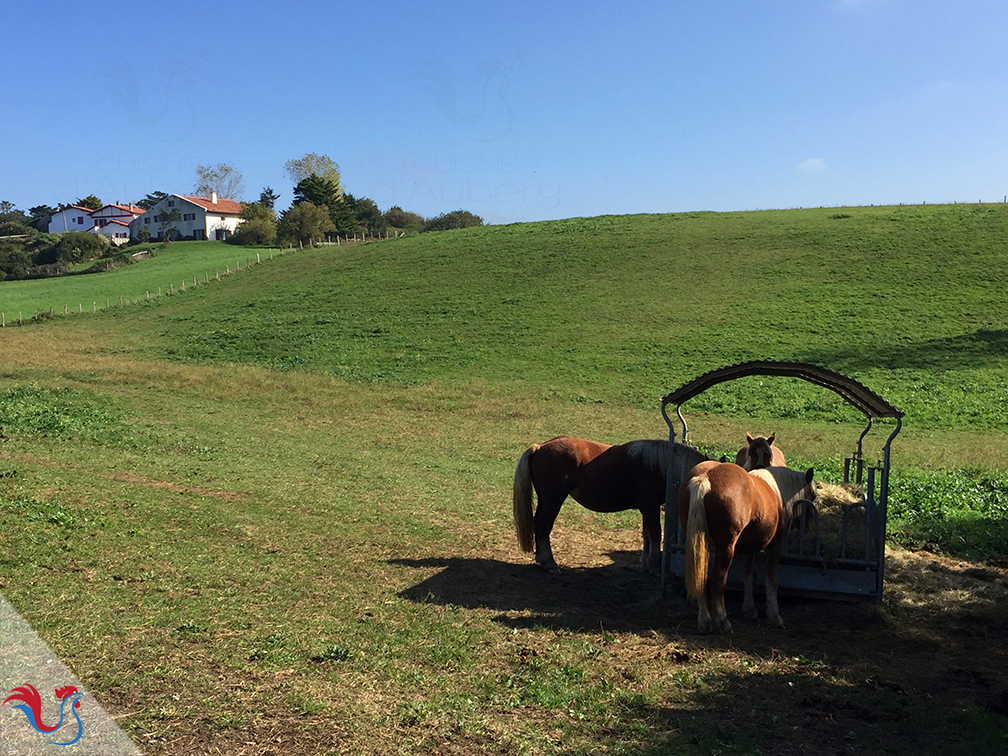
[48,205,96,234]
[94,219,133,245]
[129,193,242,241]
[91,203,145,245]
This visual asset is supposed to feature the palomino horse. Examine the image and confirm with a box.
[513,436,707,575]
[735,432,786,470]
[678,460,815,633]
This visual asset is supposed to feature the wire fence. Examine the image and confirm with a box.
[1,230,408,327]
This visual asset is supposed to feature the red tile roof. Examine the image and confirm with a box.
[95,203,144,216]
[178,195,243,215]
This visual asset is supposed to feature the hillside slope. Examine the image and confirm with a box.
[9,205,1008,428]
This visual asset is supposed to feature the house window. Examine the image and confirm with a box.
[77,216,84,224]
[168,200,175,207]
[144,217,150,224]
[154,215,160,223]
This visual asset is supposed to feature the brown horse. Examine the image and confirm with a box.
[513,436,707,575]
[735,432,786,470]
[678,460,815,633]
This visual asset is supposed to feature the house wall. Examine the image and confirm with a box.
[48,208,95,234]
[94,222,131,245]
[128,195,240,240]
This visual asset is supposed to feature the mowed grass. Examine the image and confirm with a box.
[1,204,1007,755]
[0,240,282,319]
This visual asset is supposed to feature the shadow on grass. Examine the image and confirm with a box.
[805,328,1008,373]
[393,551,684,635]
[393,552,1008,756]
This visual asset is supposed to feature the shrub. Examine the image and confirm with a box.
[421,210,484,232]
[52,232,110,264]
[276,202,335,247]
[228,217,277,246]
[0,221,32,237]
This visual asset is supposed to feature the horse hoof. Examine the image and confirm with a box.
[742,607,758,621]
[716,619,733,634]
[537,561,560,575]
[767,616,785,629]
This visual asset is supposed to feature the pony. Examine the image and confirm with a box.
[735,432,786,470]
[678,460,815,633]
[513,436,707,575]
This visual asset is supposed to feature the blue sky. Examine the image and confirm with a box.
[2,0,1006,223]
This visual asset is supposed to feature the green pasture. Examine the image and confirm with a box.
[0,241,283,320]
[1,204,1007,755]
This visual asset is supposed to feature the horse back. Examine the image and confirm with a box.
[573,441,665,513]
[680,461,784,549]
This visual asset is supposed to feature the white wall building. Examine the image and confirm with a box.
[91,204,145,245]
[48,205,96,234]
[129,193,242,241]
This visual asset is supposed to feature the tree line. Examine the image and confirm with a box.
[0,152,484,280]
[226,152,484,248]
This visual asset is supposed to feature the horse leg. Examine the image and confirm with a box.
[696,590,714,634]
[641,505,662,576]
[709,545,734,633]
[742,553,758,621]
[533,495,564,574]
[764,544,785,628]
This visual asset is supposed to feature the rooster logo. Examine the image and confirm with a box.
[3,683,84,746]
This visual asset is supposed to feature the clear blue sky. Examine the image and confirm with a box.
[3,1,1006,224]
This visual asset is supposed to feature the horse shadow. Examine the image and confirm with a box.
[392,551,699,636]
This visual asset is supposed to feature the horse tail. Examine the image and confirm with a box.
[513,444,539,553]
[684,476,711,599]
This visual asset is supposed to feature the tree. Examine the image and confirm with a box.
[276,202,335,248]
[284,153,342,194]
[75,195,102,211]
[421,210,484,232]
[292,174,358,236]
[136,191,169,210]
[28,205,58,221]
[228,218,277,246]
[0,221,32,237]
[384,206,424,233]
[53,231,109,263]
[258,187,280,210]
[28,205,58,231]
[293,174,340,208]
[228,201,278,246]
[240,201,276,224]
[159,207,181,241]
[0,201,30,226]
[348,195,386,234]
[193,162,245,200]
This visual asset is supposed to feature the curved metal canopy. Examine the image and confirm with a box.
[662,360,903,419]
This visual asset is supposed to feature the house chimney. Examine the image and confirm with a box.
[211,192,218,204]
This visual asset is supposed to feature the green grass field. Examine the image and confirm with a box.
[1,204,1006,755]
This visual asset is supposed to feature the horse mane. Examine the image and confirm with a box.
[625,439,707,477]
[750,467,815,506]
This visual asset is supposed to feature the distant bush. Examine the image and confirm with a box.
[0,221,32,237]
[421,210,484,233]
[52,231,110,264]
[228,217,277,246]
[384,206,424,233]
[0,242,32,279]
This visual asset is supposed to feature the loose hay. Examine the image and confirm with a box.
[789,480,872,560]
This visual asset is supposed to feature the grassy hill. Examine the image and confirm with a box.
[1,205,1007,755]
[10,204,1005,428]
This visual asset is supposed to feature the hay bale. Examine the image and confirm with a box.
[789,481,872,560]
